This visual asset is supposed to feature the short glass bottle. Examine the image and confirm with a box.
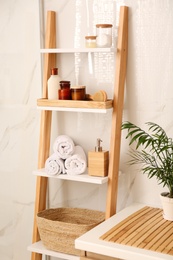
[59,80,71,100]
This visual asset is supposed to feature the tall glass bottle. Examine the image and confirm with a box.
[47,68,60,99]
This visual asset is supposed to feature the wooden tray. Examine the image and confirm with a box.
[100,206,173,256]
[37,98,113,110]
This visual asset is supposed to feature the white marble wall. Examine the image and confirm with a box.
[0,0,173,259]
[121,0,173,208]
[0,0,41,259]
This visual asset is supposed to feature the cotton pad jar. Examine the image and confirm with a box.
[96,24,113,48]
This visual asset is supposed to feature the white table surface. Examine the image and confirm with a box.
[75,203,173,260]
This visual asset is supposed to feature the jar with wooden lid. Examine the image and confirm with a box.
[96,24,113,48]
[71,86,86,100]
[85,36,96,48]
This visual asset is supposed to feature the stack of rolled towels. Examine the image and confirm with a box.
[45,135,87,176]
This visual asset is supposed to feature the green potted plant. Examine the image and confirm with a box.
[122,121,173,221]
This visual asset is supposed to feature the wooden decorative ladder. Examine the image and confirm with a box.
[31,6,128,260]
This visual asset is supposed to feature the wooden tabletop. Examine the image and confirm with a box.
[75,203,173,260]
[101,206,173,256]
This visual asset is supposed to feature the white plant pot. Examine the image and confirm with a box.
[160,192,173,221]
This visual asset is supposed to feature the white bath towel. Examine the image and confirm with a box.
[53,135,75,160]
[65,145,87,175]
[45,153,66,176]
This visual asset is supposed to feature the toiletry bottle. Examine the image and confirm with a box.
[47,68,60,99]
[88,138,109,177]
[59,81,71,100]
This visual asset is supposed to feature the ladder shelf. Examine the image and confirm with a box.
[30,6,128,260]
[33,168,108,184]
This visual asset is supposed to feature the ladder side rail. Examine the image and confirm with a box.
[106,6,128,219]
[31,11,56,260]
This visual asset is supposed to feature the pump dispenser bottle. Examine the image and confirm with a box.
[47,68,60,99]
[88,138,109,177]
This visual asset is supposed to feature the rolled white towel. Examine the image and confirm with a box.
[53,135,75,160]
[65,145,87,175]
[45,153,65,176]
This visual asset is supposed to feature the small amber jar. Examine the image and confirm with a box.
[60,81,71,89]
[58,88,71,100]
[71,86,86,100]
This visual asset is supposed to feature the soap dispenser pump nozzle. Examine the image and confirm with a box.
[95,138,102,152]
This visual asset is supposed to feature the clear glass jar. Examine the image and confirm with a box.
[96,24,113,48]
[85,36,96,48]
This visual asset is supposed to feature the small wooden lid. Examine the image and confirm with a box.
[85,36,97,40]
[71,86,86,90]
[96,24,113,28]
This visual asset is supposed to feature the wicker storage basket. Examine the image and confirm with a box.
[37,207,105,256]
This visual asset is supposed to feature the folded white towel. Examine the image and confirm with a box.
[45,153,66,176]
[65,145,87,175]
[53,135,75,160]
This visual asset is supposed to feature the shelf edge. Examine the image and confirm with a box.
[37,106,111,113]
[32,168,108,184]
[36,98,113,113]
[40,47,116,53]
[28,241,80,260]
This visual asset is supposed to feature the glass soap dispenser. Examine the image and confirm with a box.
[47,68,60,99]
[88,138,109,177]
